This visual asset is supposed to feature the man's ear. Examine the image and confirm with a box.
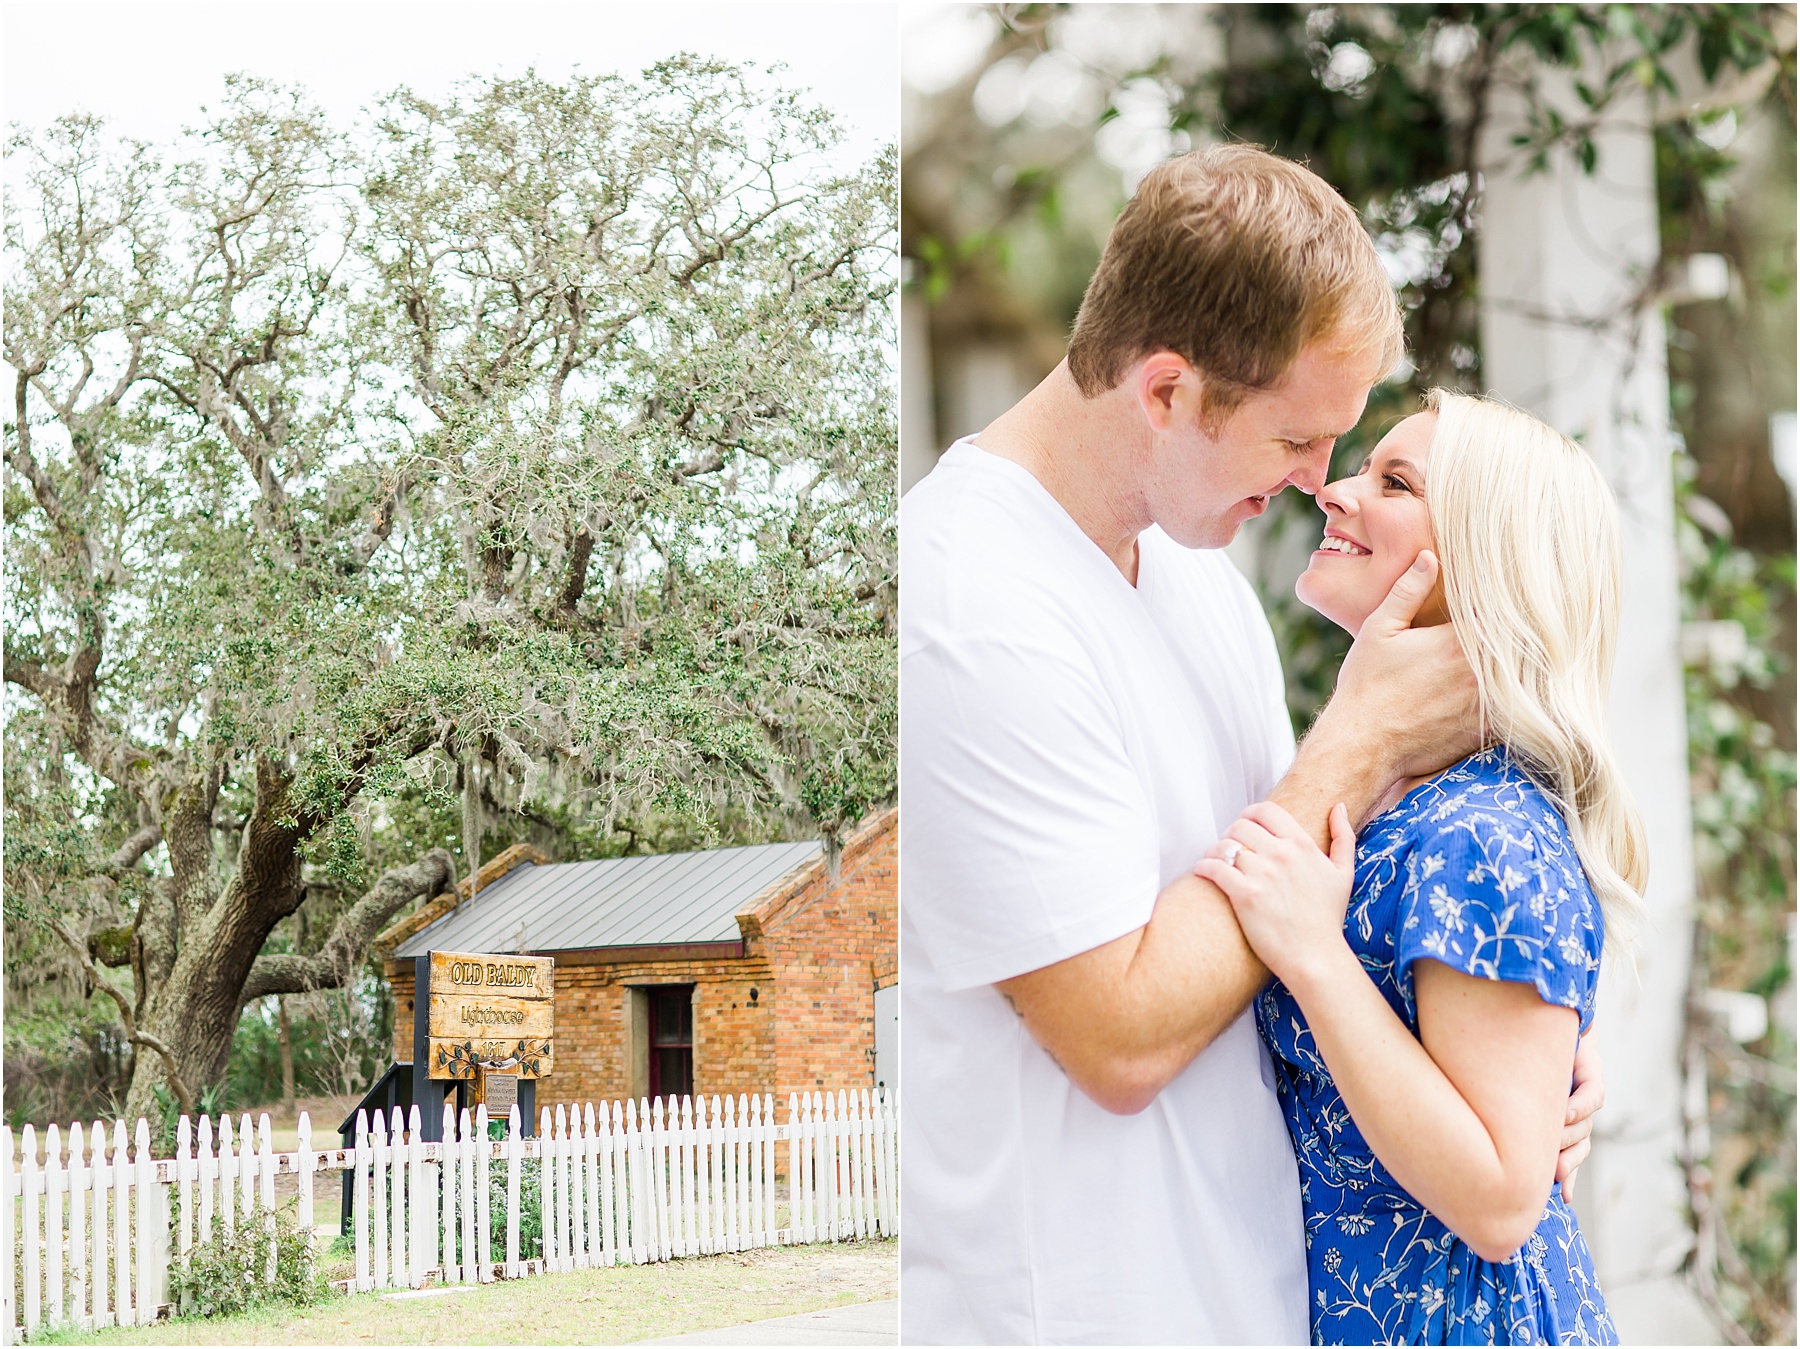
[1135,352,1198,432]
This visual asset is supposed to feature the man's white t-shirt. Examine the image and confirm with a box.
[900,440,1309,1345]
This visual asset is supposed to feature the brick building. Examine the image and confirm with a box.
[374,809,896,1119]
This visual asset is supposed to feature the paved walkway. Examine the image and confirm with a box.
[634,1299,897,1345]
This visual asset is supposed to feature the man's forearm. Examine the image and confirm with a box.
[1269,706,1405,848]
[998,714,1403,1114]
[998,868,1267,1114]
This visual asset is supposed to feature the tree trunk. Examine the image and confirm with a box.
[120,907,295,1120]
[116,765,455,1122]
[278,995,296,1112]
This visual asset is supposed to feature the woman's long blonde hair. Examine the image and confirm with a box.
[1423,388,1648,942]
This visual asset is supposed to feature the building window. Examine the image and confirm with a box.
[647,984,693,1101]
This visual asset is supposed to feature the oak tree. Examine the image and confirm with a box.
[4,61,896,1118]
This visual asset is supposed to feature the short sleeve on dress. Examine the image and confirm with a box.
[1393,784,1603,1031]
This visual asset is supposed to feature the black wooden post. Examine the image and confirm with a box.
[412,953,450,1142]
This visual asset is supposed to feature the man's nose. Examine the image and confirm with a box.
[1286,445,1333,495]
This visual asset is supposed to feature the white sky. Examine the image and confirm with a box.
[2,1,898,164]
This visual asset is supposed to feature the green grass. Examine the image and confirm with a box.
[30,1238,896,1346]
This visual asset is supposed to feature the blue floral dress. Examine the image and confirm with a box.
[1257,746,1618,1345]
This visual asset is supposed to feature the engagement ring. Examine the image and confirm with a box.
[1220,840,1244,869]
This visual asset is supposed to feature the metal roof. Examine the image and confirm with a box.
[392,839,821,959]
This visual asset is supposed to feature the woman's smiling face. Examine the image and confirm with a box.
[1294,411,1446,636]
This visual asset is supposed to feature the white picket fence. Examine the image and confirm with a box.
[3,1087,896,1343]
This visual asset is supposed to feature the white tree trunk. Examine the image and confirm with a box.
[1477,56,1715,1345]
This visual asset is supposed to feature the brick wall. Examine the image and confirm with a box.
[537,955,779,1111]
[762,811,898,1095]
[382,808,897,1117]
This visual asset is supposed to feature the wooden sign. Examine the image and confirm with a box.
[432,1037,553,1080]
[432,951,553,1000]
[426,950,554,1081]
[428,993,554,1040]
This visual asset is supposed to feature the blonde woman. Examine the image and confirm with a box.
[1195,391,1641,1345]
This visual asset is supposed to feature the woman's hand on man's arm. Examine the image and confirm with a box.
[1198,799,1595,1261]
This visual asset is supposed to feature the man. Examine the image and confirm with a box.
[900,146,1598,1344]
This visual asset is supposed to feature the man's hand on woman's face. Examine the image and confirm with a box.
[1322,550,1482,786]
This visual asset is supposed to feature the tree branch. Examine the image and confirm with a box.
[346,476,407,572]
[556,526,595,617]
[107,824,163,874]
[125,1033,194,1117]
[239,847,456,1001]
[3,640,140,792]
[6,381,82,547]
[2,643,60,703]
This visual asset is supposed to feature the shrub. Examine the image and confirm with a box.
[488,1155,543,1264]
[168,1202,327,1318]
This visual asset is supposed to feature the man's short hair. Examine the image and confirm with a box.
[1066,144,1404,425]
